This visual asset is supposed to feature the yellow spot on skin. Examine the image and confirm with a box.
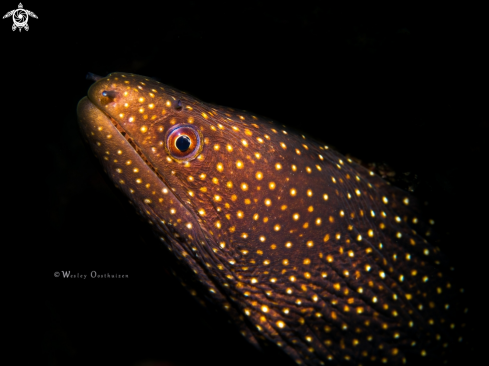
[285,242,293,248]
[308,206,314,212]
[275,163,282,170]
[241,139,248,147]
[306,241,314,248]
[307,189,313,197]
[293,213,300,221]
[237,210,244,219]
[274,224,281,231]
[276,320,285,328]
[216,163,224,172]
[323,194,328,201]
[226,144,233,152]
[269,182,276,190]
[241,183,248,191]
[283,259,289,265]
[256,171,263,180]
[290,188,297,197]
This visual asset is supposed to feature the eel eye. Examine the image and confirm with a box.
[165,125,203,162]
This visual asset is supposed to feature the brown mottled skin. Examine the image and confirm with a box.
[77,73,464,365]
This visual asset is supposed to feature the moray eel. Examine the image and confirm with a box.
[77,73,465,365]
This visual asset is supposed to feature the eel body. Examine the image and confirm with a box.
[77,73,465,365]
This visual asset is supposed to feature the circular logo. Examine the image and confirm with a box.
[12,9,28,28]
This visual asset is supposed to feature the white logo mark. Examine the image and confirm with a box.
[3,3,37,31]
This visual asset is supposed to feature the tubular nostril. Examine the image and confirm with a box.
[175,100,183,111]
[100,90,118,106]
[86,72,102,82]
[102,90,118,98]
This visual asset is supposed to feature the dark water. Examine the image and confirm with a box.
[4,2,483,366]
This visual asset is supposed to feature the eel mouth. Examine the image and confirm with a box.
[104,110,149,166]
[77,96,169,189]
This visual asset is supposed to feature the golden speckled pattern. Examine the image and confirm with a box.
[77,73,466,365]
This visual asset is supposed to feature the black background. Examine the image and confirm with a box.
[3,1,484,365]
